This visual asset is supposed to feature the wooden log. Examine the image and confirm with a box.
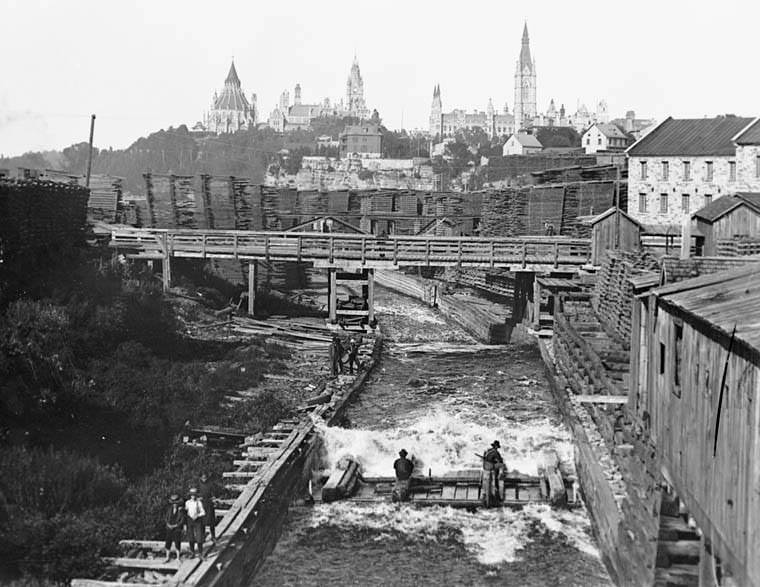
[222,471,258,478]
[321,458,361,503]
[102,557,179,570]
[539,451,566,506]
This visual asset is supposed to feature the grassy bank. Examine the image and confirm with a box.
[0,247,312,583]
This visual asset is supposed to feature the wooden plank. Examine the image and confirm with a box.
[573,394,628,404]
[103,557,179,571]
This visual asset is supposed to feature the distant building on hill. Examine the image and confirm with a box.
[202,61,257,134]
[429,85,514,140]
[502,132,543,155]
[340,124,382,158]
[582,123,632,154]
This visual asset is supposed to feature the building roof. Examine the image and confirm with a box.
[519,22,533,71]
[511,133,542,148]
[213,61,250,111]
[288,104,319,118]
[341,124,382,137]
[225,61,241,87]
[592,123,629,140]
[693,192,760,222]
[734,118,760,145]
[586,206,642,227]
[652,268,760,362]
[627,116,755,157]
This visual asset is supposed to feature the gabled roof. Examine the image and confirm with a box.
[650,268,760,361]
[627,116,754,156]
[693,192,760,222]
[733,118,760,145]
[510,133,542,148]
[586,206,642,227]
[589,123,628,140]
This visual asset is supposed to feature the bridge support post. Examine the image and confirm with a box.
[367,269,375,324]
[161,255,171,292]
[328,268,337,323]
[247,261,258,316]
[533,276,541,330]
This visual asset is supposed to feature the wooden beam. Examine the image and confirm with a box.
[367,268,375,323]
[573,394,628,404]
[328,268,337,323]
[248,261,257,316]
[103,557,179,571]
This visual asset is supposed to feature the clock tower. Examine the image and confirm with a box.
[513,22,537,130]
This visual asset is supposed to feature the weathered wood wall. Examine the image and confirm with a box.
[636,300,760,586]
[698,205,760,255]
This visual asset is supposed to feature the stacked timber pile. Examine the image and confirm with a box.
[296,189,328,219]
[592,251,660,346]
[200,175,233,229]
[232,178,263,230]
[716,236,760,256]
[144,173,176,228]
[84,174,124,222]
[172,175,201,229]
[0,178,89,263]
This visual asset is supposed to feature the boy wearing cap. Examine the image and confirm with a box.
[185,488,206,559]
[482,441,505,507]
[164,493,186,563]
[392,448,414,502]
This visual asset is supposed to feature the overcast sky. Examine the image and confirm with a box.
[1,0,758,156]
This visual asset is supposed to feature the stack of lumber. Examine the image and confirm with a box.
[171,175,200,229]
[200,175,235,229]
[232,179,263,230]
[84,174,124,222]
[144,173,174,228]
[592,251,660,345]
[716,236,760,257]
[0,178,88,263]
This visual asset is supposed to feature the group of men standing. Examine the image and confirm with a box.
[163,473,217,562]
[329,334,362,377]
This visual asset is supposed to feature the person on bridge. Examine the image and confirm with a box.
[329,334,344,376]
[199,473,217,545]
[392,449,414,502]
[163,493,186,563]
[544,222,556,236]
[482,440,505,507]
[185,487,206,559]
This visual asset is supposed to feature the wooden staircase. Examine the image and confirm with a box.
[654,509,701,586]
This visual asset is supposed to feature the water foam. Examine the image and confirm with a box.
[315,407,574,477]
[307,501,599,566]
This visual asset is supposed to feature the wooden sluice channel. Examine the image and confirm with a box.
[72,334,383,587]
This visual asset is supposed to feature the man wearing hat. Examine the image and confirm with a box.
[185,488,206,559]
[163,493,186,563]
[392,449,414,502]
[482,441,505,507]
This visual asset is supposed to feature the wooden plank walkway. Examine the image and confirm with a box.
[110,228,591,270]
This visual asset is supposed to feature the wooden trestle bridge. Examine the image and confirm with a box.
[110,228,591,323]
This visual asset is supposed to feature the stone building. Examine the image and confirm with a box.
[626,115,760,225]
[513,22,537,130]
[428,85,514,139]
[339,124,382,158]
[345,56,369,119]
[203,61,257,134]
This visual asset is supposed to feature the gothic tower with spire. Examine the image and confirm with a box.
[346,56,369,119]
[429,84,443,137]
[513,22,537,130]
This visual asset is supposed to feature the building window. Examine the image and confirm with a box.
[756,155,760,178]
[683,161,691,181]
[597,137,602,146]
[640,161,647,180]
[659,342,666,375]
[586,137,590,145]
[704,194,713,206]
[681,194,690,213]
[660,193,668,213]
[706,161,713,181]
[729,161,736,181]
[662,161,669,180]
[673,323,683,397]
[639,193,648,213]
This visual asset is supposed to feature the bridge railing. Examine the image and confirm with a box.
[111,229,591,267]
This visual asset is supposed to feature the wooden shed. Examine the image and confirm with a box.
[585,207,642,265]
[629,268,760,587]
[693,192,760,256]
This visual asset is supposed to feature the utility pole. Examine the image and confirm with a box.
[614,162,621,249]
[85,114,96,188]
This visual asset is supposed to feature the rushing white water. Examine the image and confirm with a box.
[307,501,600,566]
[257,288,612,586]
[314,407,574,478]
